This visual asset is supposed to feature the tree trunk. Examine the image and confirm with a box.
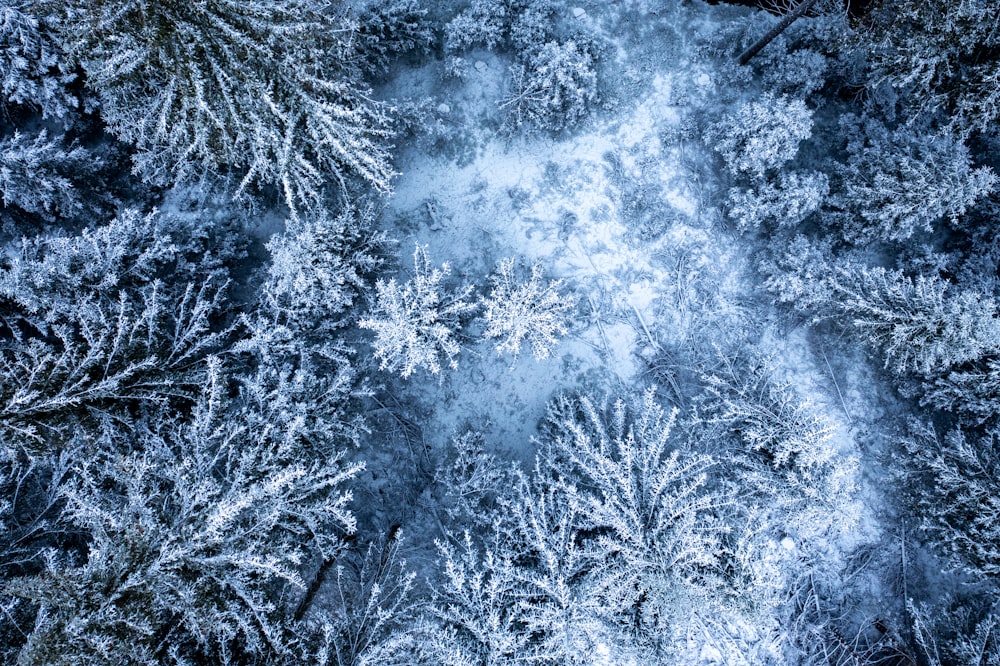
[737,0,824,66]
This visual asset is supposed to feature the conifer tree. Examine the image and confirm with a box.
[49,0,396,213]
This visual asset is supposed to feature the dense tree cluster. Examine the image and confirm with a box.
[446,0,602,132]
[722,0,1000,660]
[1,0,998,663]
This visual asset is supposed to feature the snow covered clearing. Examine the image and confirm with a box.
[361,2,890,661]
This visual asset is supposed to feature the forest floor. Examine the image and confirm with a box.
[379,0,746,460]
[350,1,895,660]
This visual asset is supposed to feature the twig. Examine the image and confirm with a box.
[900,520,908,604]
[587,294,611,356]
[822,350,853,427]
[630,302,659,350]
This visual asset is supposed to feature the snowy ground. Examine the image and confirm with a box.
[357,1,891,661]
[379,3,751,459]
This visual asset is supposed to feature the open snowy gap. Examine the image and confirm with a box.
[362,1,891,660]
[382,35,749,458]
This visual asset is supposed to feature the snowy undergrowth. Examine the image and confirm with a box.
[382,16,740,455]
[356,1,889,662]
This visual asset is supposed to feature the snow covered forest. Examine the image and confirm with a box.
[2,0,999,663]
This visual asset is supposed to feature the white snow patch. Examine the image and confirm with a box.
[382,60,746,452]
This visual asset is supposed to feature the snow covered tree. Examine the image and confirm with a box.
[445,0,601,131]
[700,353,836,476]
[697,350,859,540]
[0,1,77,121]
[309,533,418,666]
[705,93,813,180]
[238,204,389,454]
[727,170,828,231]
[0,130,94,220]
[445,0,556,55]
[0,450,78,661]
[909,597,1000,666]
[351,0,432,77]
[427,532,538,666]
[491,473,606,663]
[257,204,387,339]
[500,40,599,133]
[764,242,1000,421]
[0,210,230,458]
[898,423,1000,580]
[834,120,996,242]
[863,0,1000,135]
[359,244,476,379]
[743,8,840,97]
[49,0,395,214]
[760,233,840,310]
[541,388,723,640]
[824,266,1000,378]
[420,389,733,663]
[426,481,602,666]
[8,365,363,665]
[433,429,515,529]
[765,241,1000,377]
[479,258,573,362]
[445,0,509,53]
[924,358,1000,424]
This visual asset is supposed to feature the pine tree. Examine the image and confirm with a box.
[924,358,1000,424]
[909,597,1000,666]
[426,475,602,666]
[826,266,1000,377]
[238,204,387,454]
[352,0,433,77]
[697,350,860,540]
[500,40,599,133]
[0,450,77,662]
[764,242,1000,421]
[727,171,828,231]
[428,532,538,666]
[445,0,553,54]
[0,130,94,220]
[0,1,77,120]
[306,534,418,666]
[49,0,396,214]
[899,423,1000,579]
[863,0,1000,135]
[359,245,476,378]
[541,389,722,636]
[8,364,363,665]
[834,120,996,242]
[433,430,514,529]
[257,204,387,340]
[479,258,573,362]
[705,93,813,180]
[0,210,230,457]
